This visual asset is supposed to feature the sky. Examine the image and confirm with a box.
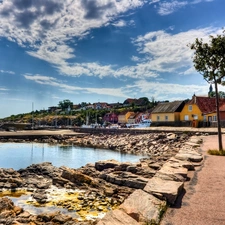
[0,0,225,118]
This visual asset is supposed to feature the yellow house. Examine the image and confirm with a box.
[180,95,225,126]
[151,101,185,122]
[118,111,133,124]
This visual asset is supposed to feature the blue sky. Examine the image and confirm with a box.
[0,0,224,118]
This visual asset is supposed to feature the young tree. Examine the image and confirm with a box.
[189,31,225,150]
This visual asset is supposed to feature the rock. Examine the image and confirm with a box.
[0,197,15,212]
[126,166,138,173]
[144,177,184,205]
[168,157,195,170]
[148,162,161,170]
[61,168,94,185]
[96,209,140,225]
[119,189,166,224]
[32,192,48,204]
[101,172,148,189]
[175,149,203,162]
[95,160,120,171]
[158,161,188,179]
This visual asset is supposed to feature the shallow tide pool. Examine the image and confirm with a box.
[0,143,144,170]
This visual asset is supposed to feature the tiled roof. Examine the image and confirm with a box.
[188,96,225,114]
[152,101,185,113]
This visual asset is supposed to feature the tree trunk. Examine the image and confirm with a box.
[215,80,223,150]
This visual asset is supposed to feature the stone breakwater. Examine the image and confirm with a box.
[0,132,204,224]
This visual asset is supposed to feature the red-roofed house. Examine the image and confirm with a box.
[103,113,118,124]
[180,95,225,126]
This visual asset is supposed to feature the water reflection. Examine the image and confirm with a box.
[0,143,144,170]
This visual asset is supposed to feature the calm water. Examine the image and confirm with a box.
[0,143,144,170]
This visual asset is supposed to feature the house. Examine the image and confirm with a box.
[180,95,225,126]
[93,102,108,109]
[103,113,118,124]
[132,112,150,123]
[48,106,59,113]
[127,112,136,124]
[108,102,123,109]
[118,111,133,124]
[151,101,185,123]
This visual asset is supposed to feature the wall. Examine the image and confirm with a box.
[151,113,177,122]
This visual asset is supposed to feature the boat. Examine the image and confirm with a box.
[126,119,151,128]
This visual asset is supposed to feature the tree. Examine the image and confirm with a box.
[209,91,225,98]
[189,31,225,150]
[58,99,73,112]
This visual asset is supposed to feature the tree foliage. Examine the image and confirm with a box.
[209,91,225,98]
[58,99,73,111]
[189,31,225,83]
[189,30,225,150]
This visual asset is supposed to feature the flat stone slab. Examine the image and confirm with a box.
[168,157,195,170]
[175,149,203,162]
[96,209,140,225]
[185,141,201,147]
[158,161,188,179]
[144,177,184,205]
[119,189,166,224]
[100,172,149,189]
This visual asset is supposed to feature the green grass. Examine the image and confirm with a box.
[208,149,225,156]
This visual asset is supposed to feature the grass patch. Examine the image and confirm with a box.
[208,149,225,156]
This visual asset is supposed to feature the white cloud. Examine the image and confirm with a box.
[0,87,9,91]
[112,20,127,27]
[132,27,222,74]
[153,0,215,16]
[112,19,135,27]
[125,79,210,100]
[0,0,219,82]
[158,1,188,15]
[0,70,15,74]
[0,0,145,76]
[24,73,129,98]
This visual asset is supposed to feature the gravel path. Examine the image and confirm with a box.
[160,134,225,225]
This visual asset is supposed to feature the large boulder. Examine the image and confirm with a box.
[119,189,166,224]
[144,177,184,205]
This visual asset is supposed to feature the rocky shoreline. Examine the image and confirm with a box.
[0,131,204,224]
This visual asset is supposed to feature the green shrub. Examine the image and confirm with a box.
[208,149,225,156]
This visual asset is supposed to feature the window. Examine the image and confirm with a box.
[157,116,160,121]
[188,105,192,111]
[203,115,207,122]
[184,115,189,120]
[212,115,217,121]
[193,115,198,120]
[165,115,168,121]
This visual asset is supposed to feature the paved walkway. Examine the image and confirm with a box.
[160,134,225,225]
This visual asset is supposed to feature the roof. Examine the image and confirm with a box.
[152,101,185,113]
[188,96,225,114]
